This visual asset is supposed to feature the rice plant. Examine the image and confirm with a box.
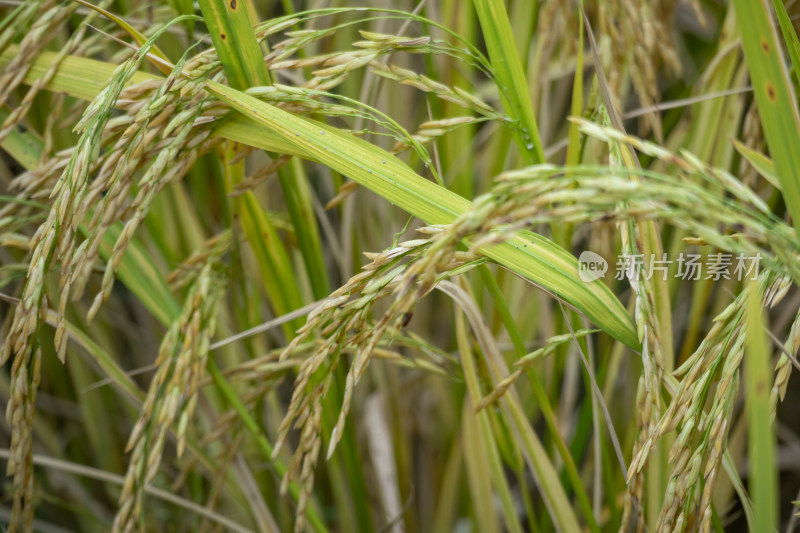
[0,0,799,531]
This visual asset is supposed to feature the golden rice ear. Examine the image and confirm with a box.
[114,262,226,533]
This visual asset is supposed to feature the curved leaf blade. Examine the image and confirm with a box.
[205,80,639,349]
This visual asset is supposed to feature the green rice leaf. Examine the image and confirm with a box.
[744,279,778,532]
[732,138,780,190]
[205,80,639,349]
[771,0,800,87]
[197,0,269,89]
[733,0,800,237]
[0,107,43,170]
[473,0,545,163]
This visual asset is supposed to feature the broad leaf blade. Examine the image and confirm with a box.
[744,280,778,532]
[734,0,800,237]
[473,0,545,163]
[205,80,639,349]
